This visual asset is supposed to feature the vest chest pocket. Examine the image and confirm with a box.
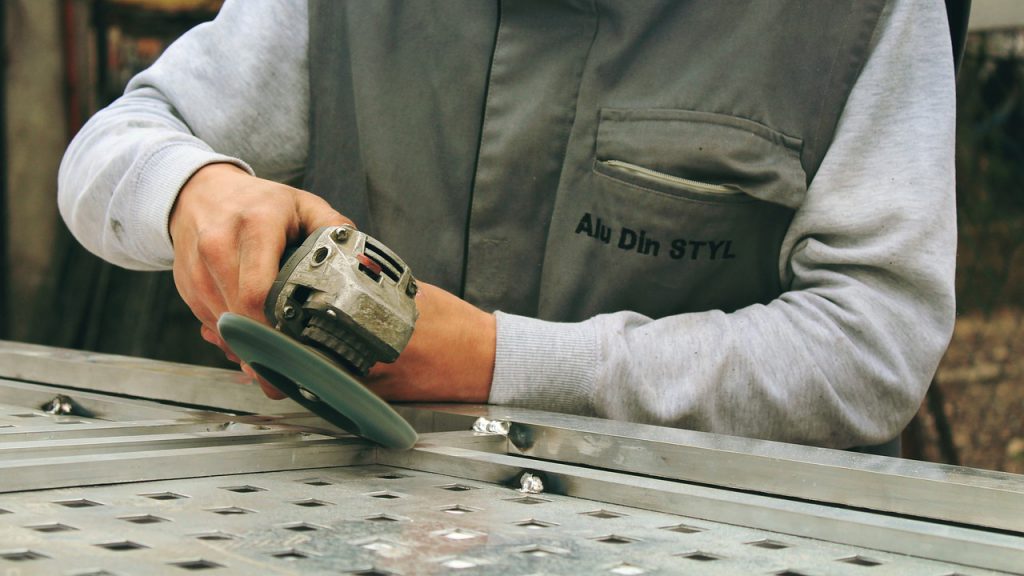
[596,159,748,199]
[539,108,806,321]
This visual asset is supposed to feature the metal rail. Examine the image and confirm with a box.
[397,404,1024,533]
[1,340,1023,574]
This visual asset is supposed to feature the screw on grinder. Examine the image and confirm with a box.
[218,225,419,449]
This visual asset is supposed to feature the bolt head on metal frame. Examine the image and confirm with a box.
[519,472,545,494]
[472,417,510,436]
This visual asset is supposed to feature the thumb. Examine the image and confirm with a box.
[294,190,355,234]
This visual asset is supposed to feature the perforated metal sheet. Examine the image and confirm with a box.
[1,345,1022,575]
[0,465,1004,576]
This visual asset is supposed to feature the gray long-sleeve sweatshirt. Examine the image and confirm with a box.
[58,0,956,448]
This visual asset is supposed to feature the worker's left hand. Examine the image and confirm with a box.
[363,282,495,403]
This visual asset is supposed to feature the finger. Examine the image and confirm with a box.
[173,254,223,331]
[200,324,220,346]
[235,214,289,322]
[194,225,242,318]
[201,325,239,364]
[184,274,227,332]
[258,379,287,400]
[241,363,286,400]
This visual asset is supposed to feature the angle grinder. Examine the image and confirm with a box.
[218,225,419,449]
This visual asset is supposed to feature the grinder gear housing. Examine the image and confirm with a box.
[264,225,418,375]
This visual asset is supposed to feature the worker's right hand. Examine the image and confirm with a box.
[168,163,353,397]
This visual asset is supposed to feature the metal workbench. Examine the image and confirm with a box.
[0,340,1022,575]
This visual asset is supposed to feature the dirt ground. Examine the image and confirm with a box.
[907,306,1024,474]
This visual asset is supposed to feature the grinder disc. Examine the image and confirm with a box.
[218,312,417,450]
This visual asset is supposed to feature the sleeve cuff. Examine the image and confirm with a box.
[488,311,599,415]
[130,143,253,267]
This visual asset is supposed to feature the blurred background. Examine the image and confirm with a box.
[1,0,1021,471]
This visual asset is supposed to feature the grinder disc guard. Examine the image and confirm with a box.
[218,312,417,450]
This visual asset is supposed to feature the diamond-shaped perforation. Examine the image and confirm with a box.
[661,523,705,534]
[582,509,626,519]
[299,478,333,486]
[519,544,570,557]
[437,483,477,492]
[609,563,646,575]
[364,513,404,523]
[593,534,638,545]
[441,504,478,515]
[292,498,332,507]
[840,555,882,567]
[119,514,169,524]
[271,548,312,560]
[281,522,325,532]
[26,522,77,533]
[55,498,103,508]
[140,491,189,501]
[356,538,399,552]
[220,485,265,493]
[0,549,48,561]
[749,539,790,550]
[366,491,401,500]
[169,559,223,571]
[192,531,237,541]
[347,569,396,576]
[376,472,409,480]
[515,518,557,529]
[506,495,550,505]
[207,506,254,515]
[438,528,485,541]
[677,551,720,562]
[95,540,147,552]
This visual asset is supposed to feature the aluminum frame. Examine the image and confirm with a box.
[1,340,1022,574]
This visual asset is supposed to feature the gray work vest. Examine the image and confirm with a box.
[304,0,886,323]
[303,1,888,317]
[305,1,897,456]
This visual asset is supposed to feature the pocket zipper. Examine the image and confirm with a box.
[602,159,742,195]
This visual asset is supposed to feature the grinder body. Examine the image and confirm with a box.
[264,225,418,376]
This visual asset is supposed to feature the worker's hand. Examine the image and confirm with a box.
[169,163,352,398]
[365,282,495,403]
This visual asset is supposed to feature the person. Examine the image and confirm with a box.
[58,0,957,453]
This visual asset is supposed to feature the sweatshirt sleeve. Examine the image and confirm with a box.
[57,0,310,270]
[489,0,958,449]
